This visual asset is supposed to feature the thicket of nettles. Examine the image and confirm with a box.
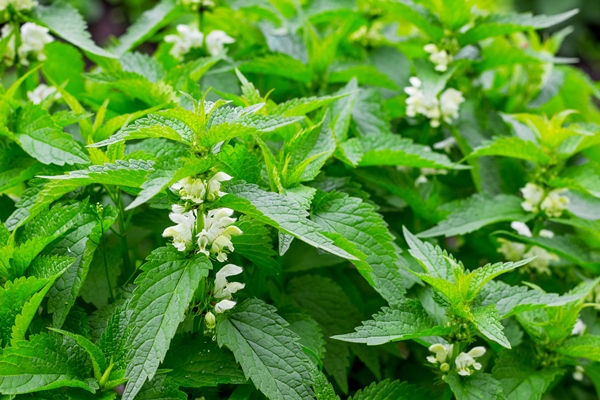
[1,0,600,399]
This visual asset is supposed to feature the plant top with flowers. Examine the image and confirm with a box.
[0,0,599,399]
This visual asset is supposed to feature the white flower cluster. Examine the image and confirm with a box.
[497,221,558,275]
[164,24,234,60]
[424,43,452,72]
[520,183,570,217]
[162,172,242,261]
[204,263,245,329]
[0,0,37,13]
[427,344,486,376]
[27,83,60,105]
[1,22,53,66]
[405,77,465,127]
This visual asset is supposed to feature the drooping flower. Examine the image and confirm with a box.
[205,172,232,202]
[573,365,585,381]
[27,84,60,105]
[440,88,465,123]
[424,43,452,72]
[197,208,242,262]
[171,177,207,203]
[214,299,236,313]
[2,22,52,66]
[162,205,196,252]
[510,221,532,237]
[455,347,485,376]
[427,343,453,366]
[540,188,569,218]
[164,24,204,60]
[205,30,235,56]
[520,183,545,213]
[213,264,245,299]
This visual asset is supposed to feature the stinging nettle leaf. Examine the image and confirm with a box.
[217,299,314,400]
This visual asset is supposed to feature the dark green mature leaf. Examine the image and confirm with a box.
[122,248,212,400]
[47,205,118,328]
[311,190,405,304]
[113,0,181,55]
[33,1,116,58]
[136,375,186,400]
[231,217,280,275]
[458,9,579,45]
[445,372,506,400]
[492,349,561,400]
[215,182,358,260]
[217,299,314,400]
[163,335,246,388]
[313,369,341,400]
[49,329,106,382]
[467,137,550,164]
[358,134,460,169]
[471,305,511,348]
[556,336,600,362]
[14,103,89,166]
[287,275,360,393]
[239,53,312,83]
[0,333,97,394]
[273,95,343,117]
[418,194,531,238]
[404,227,454,281]
[349,379,430,400]
[333,299,449,345]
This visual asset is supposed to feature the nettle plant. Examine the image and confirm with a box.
[0,0,600,399]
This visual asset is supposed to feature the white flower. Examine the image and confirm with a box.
[427,343,453,365]
[523,246,557,275]
[404,77,442,127]
[162,205,196,252]
[213,264,245,299]
[206,172,232,202]
[497,238,526,261]
[511,221,532,237]
[205,30,235,56]
[540,189,569,218]
[171,177,207,203]
[214,299,236,313]
[572,319,586,336]
[204,311,216,330]
[197,208,242,262]
[573,365,584,381]
[455,347,485,376]
[440,88,465,123]
[0,0,37,12]
[415,168,448,186]
[520,183,545,213]
[164,24,204,60]
[18,22,53,66]
[433,136,457,153]
[539,229,554,238]
[424,43,452,72]
[27,84,60,105]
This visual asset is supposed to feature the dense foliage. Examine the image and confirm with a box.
[1,0,600,399]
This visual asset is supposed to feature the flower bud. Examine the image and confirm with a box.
[205,311,216,330]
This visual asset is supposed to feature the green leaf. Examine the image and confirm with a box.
[358,134,461,169]
[467,259,534,298]
[239,53,312,83]
[458,9,579,45]
[467,136,550,164]
[312,369,340,400]
[89,109,198,147]
[445,372,506,400]
[14,103,89,166]
[492,349,562,400]
[311,190,405,305]
[328,65,399,90]
[418,194,531,238]
[125,156,211,210]
[333,299,449,345]
[403,227,455,281]
[230,217,280,275]
[41,159,155,187]
[349,379,430,400]
[113,0,181,55]
[48,329,107,382]
[215,182,358,260]
[551,162,600,198]
[217,144,261,185]
[282,309,326,360]
[471,305,511,348]
[136,375,186,400]
[273,95,343,117]
[84,71,176,106]
[287,275,361,393]
[33,1,116,58]
[380,0,443,40]
[217,299,314,400]
[122,248,212,400]
[162,335,246,388]
[555,335,600,362]
[0,333,98,395]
